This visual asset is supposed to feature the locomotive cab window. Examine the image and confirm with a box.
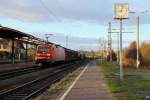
[38,47,50,51]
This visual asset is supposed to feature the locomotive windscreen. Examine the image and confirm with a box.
[38,46,50,51]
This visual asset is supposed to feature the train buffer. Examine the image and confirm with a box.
[59,60,113,100]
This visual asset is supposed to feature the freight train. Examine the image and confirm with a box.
[35,43,83,66]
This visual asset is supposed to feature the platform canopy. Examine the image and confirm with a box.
[0,26,46,45]
[0,26,33,39]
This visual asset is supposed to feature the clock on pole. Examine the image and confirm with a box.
[114,3,129,80]
[114,3,129,19]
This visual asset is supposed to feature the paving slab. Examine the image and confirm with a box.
[60,61,113,100]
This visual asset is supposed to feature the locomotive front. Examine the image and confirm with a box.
[35,44,53,65]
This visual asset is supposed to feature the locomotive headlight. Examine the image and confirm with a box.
[47,54,51,56]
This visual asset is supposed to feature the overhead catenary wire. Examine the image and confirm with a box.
[39,0,61,22]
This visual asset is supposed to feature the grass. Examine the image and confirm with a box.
[98,61,150,100]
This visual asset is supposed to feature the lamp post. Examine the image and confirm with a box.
[129,10,149,69]
[137,16,140,69]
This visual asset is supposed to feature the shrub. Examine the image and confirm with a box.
[123,41,143,67]
[140,42,150,66]
[107,50,117,61]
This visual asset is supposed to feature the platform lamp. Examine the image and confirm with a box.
[129,10,149,69]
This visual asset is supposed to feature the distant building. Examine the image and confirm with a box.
[0,38,10,52]
[0,38,25,60]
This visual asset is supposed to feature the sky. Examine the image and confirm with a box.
[0,0,150,51]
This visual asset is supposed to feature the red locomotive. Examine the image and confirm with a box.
[35,43,80,66]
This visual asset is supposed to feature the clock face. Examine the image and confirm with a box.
[115,3,129,19]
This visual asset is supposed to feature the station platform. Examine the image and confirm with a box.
[0,62,36,72]
[59,60,113,100]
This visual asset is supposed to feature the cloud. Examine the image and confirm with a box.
[0,0,55,22]
[0,0,113,24]
[0,0,150,25]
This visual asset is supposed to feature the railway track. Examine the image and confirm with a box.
[0,60,86,100]
[0,66,43,80]
[0,62,75,80]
